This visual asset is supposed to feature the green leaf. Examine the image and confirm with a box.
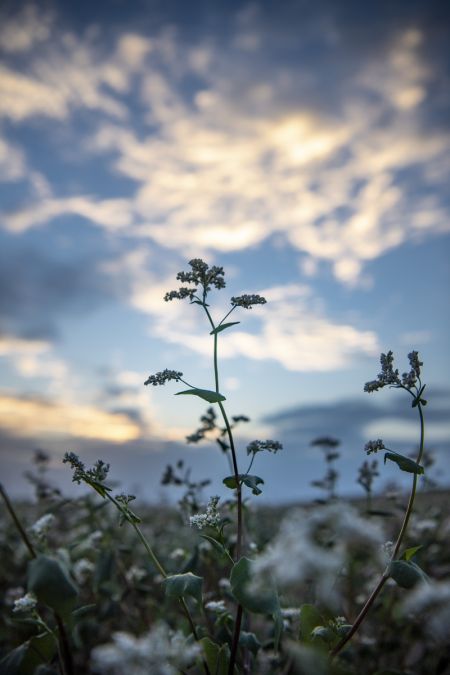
[239,631,261,655]
[223,474,265,495]
[163,572,203,604]
[402,545,423,561]
[230,557,279,615]
[20,633,56,675]
[210,322,240,335]
[200,534,234,563]
[27,555,78,617]
[0,644,27,675]
[388,560,428,589]
[285,643,330,675]
[299,605,325,644]
[384,452,424,475]
[199,637,230,675]
[175,388,226,403]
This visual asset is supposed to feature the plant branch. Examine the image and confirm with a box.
[332,399,426,658]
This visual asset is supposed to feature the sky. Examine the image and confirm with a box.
[0,0,449,505]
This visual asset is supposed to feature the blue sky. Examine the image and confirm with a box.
[0,0,449,503]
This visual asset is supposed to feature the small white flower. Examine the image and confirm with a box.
[13,592,37,614]
[125,566,147,584]
[90,623,200,675]
[73,558,95,584]
[189,496,221,530]
[205,600,226,613]
[30,513,55,541]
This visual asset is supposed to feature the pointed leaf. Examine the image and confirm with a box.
[384,452,424,475]
[175,388,226,403]
[27,555,78,617]
[402,545,423,561]
[200,534,233,563]
[210,322,240,335]
[223,474,264,495]
[199,638,230,675]
[163,572,203,604]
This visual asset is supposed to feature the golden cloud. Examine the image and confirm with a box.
[0,394,141,443]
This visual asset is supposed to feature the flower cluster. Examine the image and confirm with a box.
[364,439,386,455]
[63,453,110,486]
[90,623,200,675]
[357,459,379,492]
[246,440,283,455]
[144,369,183,387]
[29,513,55,542]
[189,496,221,530]
[401,350,423,389]
[164,258,225,302]
[230,294,267,309]
[13,592,37,614]
[364,351,424,393]
[205,600,227,613]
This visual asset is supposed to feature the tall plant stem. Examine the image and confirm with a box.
[332,401,425,658]
[104,495,210,674]
[202,304,243,675]
[0,483,74,675]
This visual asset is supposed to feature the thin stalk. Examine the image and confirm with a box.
[0,483,36,558]
[332,400,426,658]
[201,303,244,674]
[0,483,74,675]
[104,494,210,675]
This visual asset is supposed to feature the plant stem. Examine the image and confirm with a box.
[0,483,74,675]
[0,483,36,558]
[332,400,426,658]
[202,303,244,674]
[104,494,210,675]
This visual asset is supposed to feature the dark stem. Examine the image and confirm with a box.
[0,483,74,675]
[228,604,243,675]
[332,399,426,657]
[0,483,36,558]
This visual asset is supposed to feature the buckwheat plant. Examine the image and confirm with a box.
[331,350,428,657]
[144,258,280,674]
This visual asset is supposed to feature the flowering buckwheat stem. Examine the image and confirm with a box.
[332,393,426,658]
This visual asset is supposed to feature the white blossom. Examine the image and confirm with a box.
[73,558,95,584]
[205,600,227,613]
[13,592,37,614]
[29,513,55,541]
[90,624,200,675]
[252,503,385,608]
[189,496,221,530]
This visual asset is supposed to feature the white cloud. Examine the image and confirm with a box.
[1,15,449,289]
[0,4,53,53]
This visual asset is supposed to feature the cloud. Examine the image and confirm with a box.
[0,393,141,443]
[0,8,448,288]
[118,257,379,371]
[0,4,54,54]
[0,21,152,122]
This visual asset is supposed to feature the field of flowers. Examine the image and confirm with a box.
[1,260,449,675]
[1,473,449,675]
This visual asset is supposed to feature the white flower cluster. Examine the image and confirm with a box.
[189,496,221,530]
[205,600,227,613]
[29,513,55,541]
[13,592,37,614]
[90,624,200,675]
[73,558,95,584]
[252,503,385,608]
